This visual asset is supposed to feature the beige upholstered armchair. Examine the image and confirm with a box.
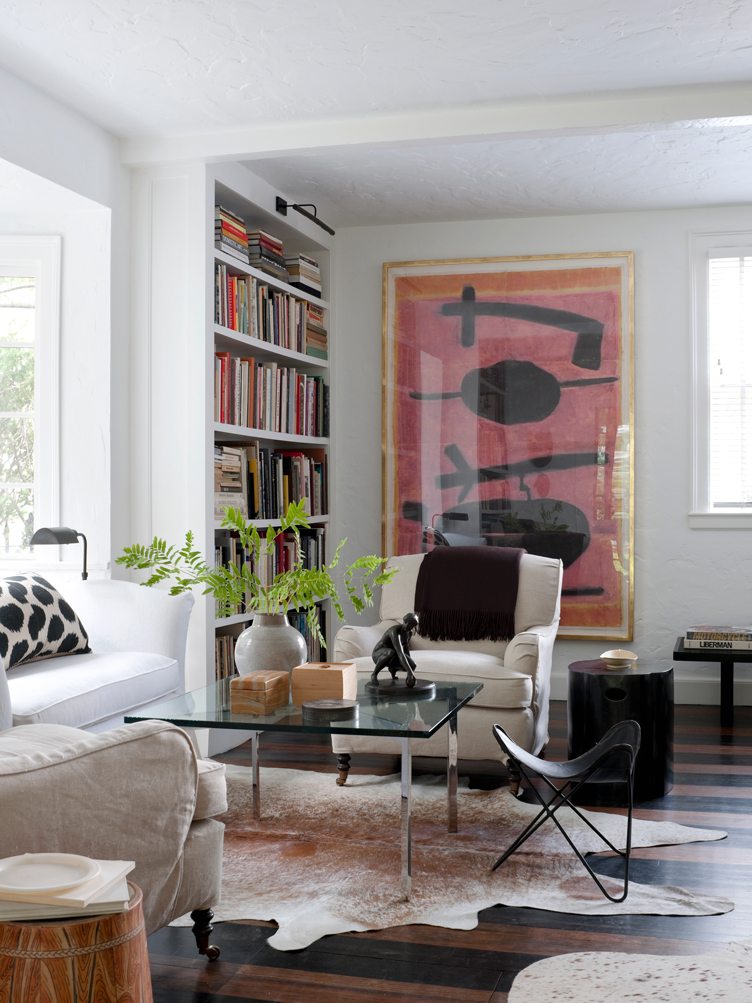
[332,551,563,775]
[0,719,226,959]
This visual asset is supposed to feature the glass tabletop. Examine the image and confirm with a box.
[125,676,483,738]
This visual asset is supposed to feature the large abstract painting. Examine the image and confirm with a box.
[382,253,634,640]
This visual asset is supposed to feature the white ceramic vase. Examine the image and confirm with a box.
[234,612,308,677]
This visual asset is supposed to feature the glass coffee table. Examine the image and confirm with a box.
[126,676,482,898]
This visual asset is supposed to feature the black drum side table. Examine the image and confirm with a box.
[568,659,674,803]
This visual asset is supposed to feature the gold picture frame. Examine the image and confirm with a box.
[382,252,634,640]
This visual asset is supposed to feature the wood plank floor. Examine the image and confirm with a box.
[148,701,752,1002]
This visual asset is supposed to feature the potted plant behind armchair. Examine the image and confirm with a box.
[117,500,394,676]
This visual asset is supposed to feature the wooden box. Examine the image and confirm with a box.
[290,661,357,706]
[230,670,289,715]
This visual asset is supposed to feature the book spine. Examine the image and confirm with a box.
[685,631,752,640]
[683,638,752,649]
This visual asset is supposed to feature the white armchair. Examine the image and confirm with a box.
[0,719,226,958]
[332,551,563,774]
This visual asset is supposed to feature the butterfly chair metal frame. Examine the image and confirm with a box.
[491,720,641,903]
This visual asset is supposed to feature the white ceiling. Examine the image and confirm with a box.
[2,0,752,225]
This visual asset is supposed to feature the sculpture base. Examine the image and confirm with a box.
[365,678,436,698]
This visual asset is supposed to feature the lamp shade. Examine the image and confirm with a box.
[30,527,80,546]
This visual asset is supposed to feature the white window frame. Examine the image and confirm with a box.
[0,235,61,558]
[690,230,752,528]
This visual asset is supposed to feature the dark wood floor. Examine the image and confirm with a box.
[148,701,752,1002]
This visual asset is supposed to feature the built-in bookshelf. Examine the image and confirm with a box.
[210,170,333,681]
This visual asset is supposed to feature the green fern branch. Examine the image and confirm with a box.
[116,503,395,648]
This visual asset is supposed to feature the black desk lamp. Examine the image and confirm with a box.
[30,527,88,580]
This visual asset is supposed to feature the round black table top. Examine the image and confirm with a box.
[569,658,673,678]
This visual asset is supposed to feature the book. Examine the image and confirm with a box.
[0,858,135,909]
[685,625,752,640]
[683,638,752,650]
[0,877,131,922]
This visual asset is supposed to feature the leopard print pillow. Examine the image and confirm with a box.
[0,574,90,670]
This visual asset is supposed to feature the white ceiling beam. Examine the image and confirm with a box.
[121,82,752,166]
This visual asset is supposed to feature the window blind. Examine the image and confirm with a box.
[707,254,752,509]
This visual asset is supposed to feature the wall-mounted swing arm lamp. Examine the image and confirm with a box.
[30,526,88,580]
[275,197,336,236]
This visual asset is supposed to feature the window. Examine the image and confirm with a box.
[0,236,60,557]
[690,232,752,527]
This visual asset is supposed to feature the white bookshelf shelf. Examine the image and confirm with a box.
[214,325,328,369]
[214,422,328,446]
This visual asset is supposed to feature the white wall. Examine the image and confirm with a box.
[333,205,752,704]
[0,69,130,573]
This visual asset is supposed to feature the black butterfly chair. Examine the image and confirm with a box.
[491,720,641,902]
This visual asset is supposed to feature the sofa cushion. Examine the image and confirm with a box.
[349,651,533,709]
[0,573,90,670]
[7,650,180,728]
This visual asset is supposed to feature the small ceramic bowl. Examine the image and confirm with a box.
[600,648,639,670]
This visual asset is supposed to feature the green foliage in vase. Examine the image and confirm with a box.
[116,500,395,646]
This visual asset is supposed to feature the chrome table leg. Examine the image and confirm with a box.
[447,712,458,833]
[400,737,412,900]
[250,731,261,820]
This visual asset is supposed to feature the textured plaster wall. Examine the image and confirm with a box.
[333,206,752,704]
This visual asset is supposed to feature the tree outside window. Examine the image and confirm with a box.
[0,274,35,555]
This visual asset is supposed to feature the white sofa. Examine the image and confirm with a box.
[332,551,563,769]
[0,578,194,732]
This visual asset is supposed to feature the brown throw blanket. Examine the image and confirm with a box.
[414,546,524,641]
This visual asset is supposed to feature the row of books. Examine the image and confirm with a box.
[215,263,328,359]
[215,443,328,523]
[214,606,326,680]
[289,606,326,662]
[304,302,328,359]
[214,525,326,617]
[214,351,329,438]
[215,633,237,680]
[0,858,134,922]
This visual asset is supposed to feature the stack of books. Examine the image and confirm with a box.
[248,229,289,282]
[304,303,328,360]
[285,253,322,297]
[214,444,248,520]
[215,205,249,263]
[0,856,134,922]
[682,625,752,649]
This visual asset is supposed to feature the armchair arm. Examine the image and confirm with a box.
[0,720,199,931]
[504,623,558,753]
[333,622,394,662]
[62,579,194,688]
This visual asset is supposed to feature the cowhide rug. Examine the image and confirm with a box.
[509,939,752,1002]
[176,765,732,951]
